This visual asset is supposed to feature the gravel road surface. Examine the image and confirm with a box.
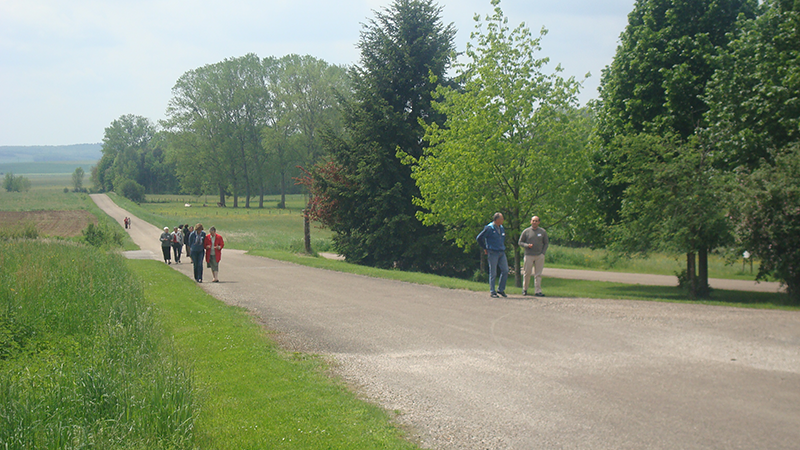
[93,194,800,449]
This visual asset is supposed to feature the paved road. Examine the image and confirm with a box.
[93,194,800,450]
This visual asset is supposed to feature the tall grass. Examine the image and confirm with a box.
[0,240,195,449]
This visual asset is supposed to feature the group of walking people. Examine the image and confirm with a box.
[159,223,224,283]
[476,213,549,298]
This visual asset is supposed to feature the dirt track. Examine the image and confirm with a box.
[93,194,800,450]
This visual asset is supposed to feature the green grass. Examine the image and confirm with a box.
[128,259,419,449]
[251,249,797,310]
[0,241,195,449]
[110,193,331,254]
[546,245,763,281]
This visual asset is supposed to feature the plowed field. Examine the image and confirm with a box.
[0,210,97,237]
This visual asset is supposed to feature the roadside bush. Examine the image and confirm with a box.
[0,241,196,449]
[81,222,124,248]
[117,178,146,203]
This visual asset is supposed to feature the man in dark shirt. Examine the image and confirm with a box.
[476,213,509,298]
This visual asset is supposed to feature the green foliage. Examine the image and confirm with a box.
[593,0,757,224]
[0,241,195,449]
[93,114,178,194]
[116,177,146,203]
[81,222,124,249]
[609,134,730,252]
[729,146,800,303]
[315,0,470,275]
[705,0,800,169]
[404,1,589,285]
[2,172,31,192]
[71,166,85,192]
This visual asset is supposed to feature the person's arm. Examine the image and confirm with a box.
[476,226,488,250]
[518,229,529,248]
[542,230,549,254]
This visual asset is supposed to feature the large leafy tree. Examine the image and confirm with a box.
[403,1,589,287]
[593,0,756,296]
[164,54,272,207]
[266,54,349,210]
[705,0,800,169]
[313,0,469,274]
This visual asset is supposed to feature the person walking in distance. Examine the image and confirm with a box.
[204,226,224,282]
[184,225,192,258]
[159,227,172,264]
[476,212,509,298]
[518,215,549,297]
[189,223,206,282]
[171,226,184,263]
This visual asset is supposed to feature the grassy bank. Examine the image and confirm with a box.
[128,259,418,449]
[0,241,195,449]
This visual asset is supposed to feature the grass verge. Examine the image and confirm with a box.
[127,259,419,449]
[0,241,194,449]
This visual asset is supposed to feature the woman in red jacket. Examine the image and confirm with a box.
[204,226,225,282]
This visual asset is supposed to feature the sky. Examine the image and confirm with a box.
[0,0,634,146]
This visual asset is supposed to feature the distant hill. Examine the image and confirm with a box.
[0,143,102,163]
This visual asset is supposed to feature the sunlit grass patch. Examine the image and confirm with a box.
[128,259,419,449]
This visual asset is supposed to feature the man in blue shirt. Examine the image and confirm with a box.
[476,212,509,298]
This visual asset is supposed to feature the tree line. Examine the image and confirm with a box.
[92,0,799,302]
[92,54,348,208]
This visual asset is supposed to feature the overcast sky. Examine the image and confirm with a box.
[0,0,634,146]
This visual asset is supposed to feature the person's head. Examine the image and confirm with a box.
[174,226,179,232]
[163,226,169,232]
[209,226,216,236]
[530,216,540,229]
[493,212,504,226]
[195,223,203,232]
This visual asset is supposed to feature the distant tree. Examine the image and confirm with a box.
[402,1,589,287]
[312,0,470,274]
[93,114,177,194]
[729,145,800,303]
[116,178,146,203]
[72,167,84,192]
[165,54,272,207]
[3,172,31,192]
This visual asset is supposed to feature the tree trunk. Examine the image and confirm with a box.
[480,248,486,277]
[304,212,312,254]
[279,170,286,209]
[686,251,697,298]
[698,247,710,298]
[218,186,226,207]
[513,245,522,288]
